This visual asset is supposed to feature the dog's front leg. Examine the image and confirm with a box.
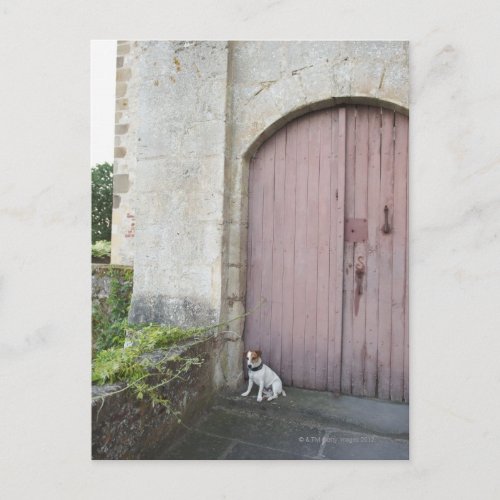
[241,379,253,397]
[257,382,264,402]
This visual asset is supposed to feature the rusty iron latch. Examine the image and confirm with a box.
[355,256,365,295]
[383,205,391,234]
[354,256,365,316]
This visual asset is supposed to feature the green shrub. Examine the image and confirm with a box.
[92,324,204,386]
[92,240,111,259]
[92,162,113,244]
[93,266,133,353]
[92,324,205,410]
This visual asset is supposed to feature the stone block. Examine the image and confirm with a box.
[117,43,130,56]
[115,82,127,98]
[116,68,131,82]
[113,174,129,193]
[116,98,128,111]
[114,146,126,158]
[115,123,129,134]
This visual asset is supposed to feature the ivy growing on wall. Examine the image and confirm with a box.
[92,266,134,353]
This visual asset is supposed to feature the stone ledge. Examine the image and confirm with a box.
[92,334,223,459]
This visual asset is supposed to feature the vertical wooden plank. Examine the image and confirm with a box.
[327,109,338,392]
[244,156,254,358]
[260,136,276,363]
[315,109,332,390]
[404,121,410,402]
[281,121,298,386]
[404,180,409,402]
[351,106,369,396]
[364,106,382,397]
[332,107,346,392]
[242,163,258,378]
[390,113,408,401]
[245,156,254,347]
[245,147,265,351]
[270,127,286,375]
[377,108,395,400]
[292,115,309,388]
[304,111,320,389]
[341,106,357,395]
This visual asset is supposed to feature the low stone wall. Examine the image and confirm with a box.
[91,263,240,458]
[92,333,226,459]
[91,263,132,303]
[92,264,133,353]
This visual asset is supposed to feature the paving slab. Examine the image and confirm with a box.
[163,428,231,460]
[154,386,409,460]
[219,386,409,438]
[224,443,307,460]
[320,433,409,460]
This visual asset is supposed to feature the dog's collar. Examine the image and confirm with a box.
[249,362,264,372]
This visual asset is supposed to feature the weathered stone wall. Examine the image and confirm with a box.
[92,334,227,459]
[112,41,409,389]
[127,41,229,329]
[111,41,140,266]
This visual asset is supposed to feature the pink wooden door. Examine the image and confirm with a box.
[245,105,409,402]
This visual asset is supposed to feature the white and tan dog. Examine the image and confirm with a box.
[241,350,286,402]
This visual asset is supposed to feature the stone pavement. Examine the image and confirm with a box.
[154,386,409,460]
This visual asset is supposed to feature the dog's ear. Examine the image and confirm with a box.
[255,350,262,358]
[243,351,248,358]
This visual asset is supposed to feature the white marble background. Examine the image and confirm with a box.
[1,1,499,498]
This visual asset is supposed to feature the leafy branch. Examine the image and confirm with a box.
[92,298,264,415]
